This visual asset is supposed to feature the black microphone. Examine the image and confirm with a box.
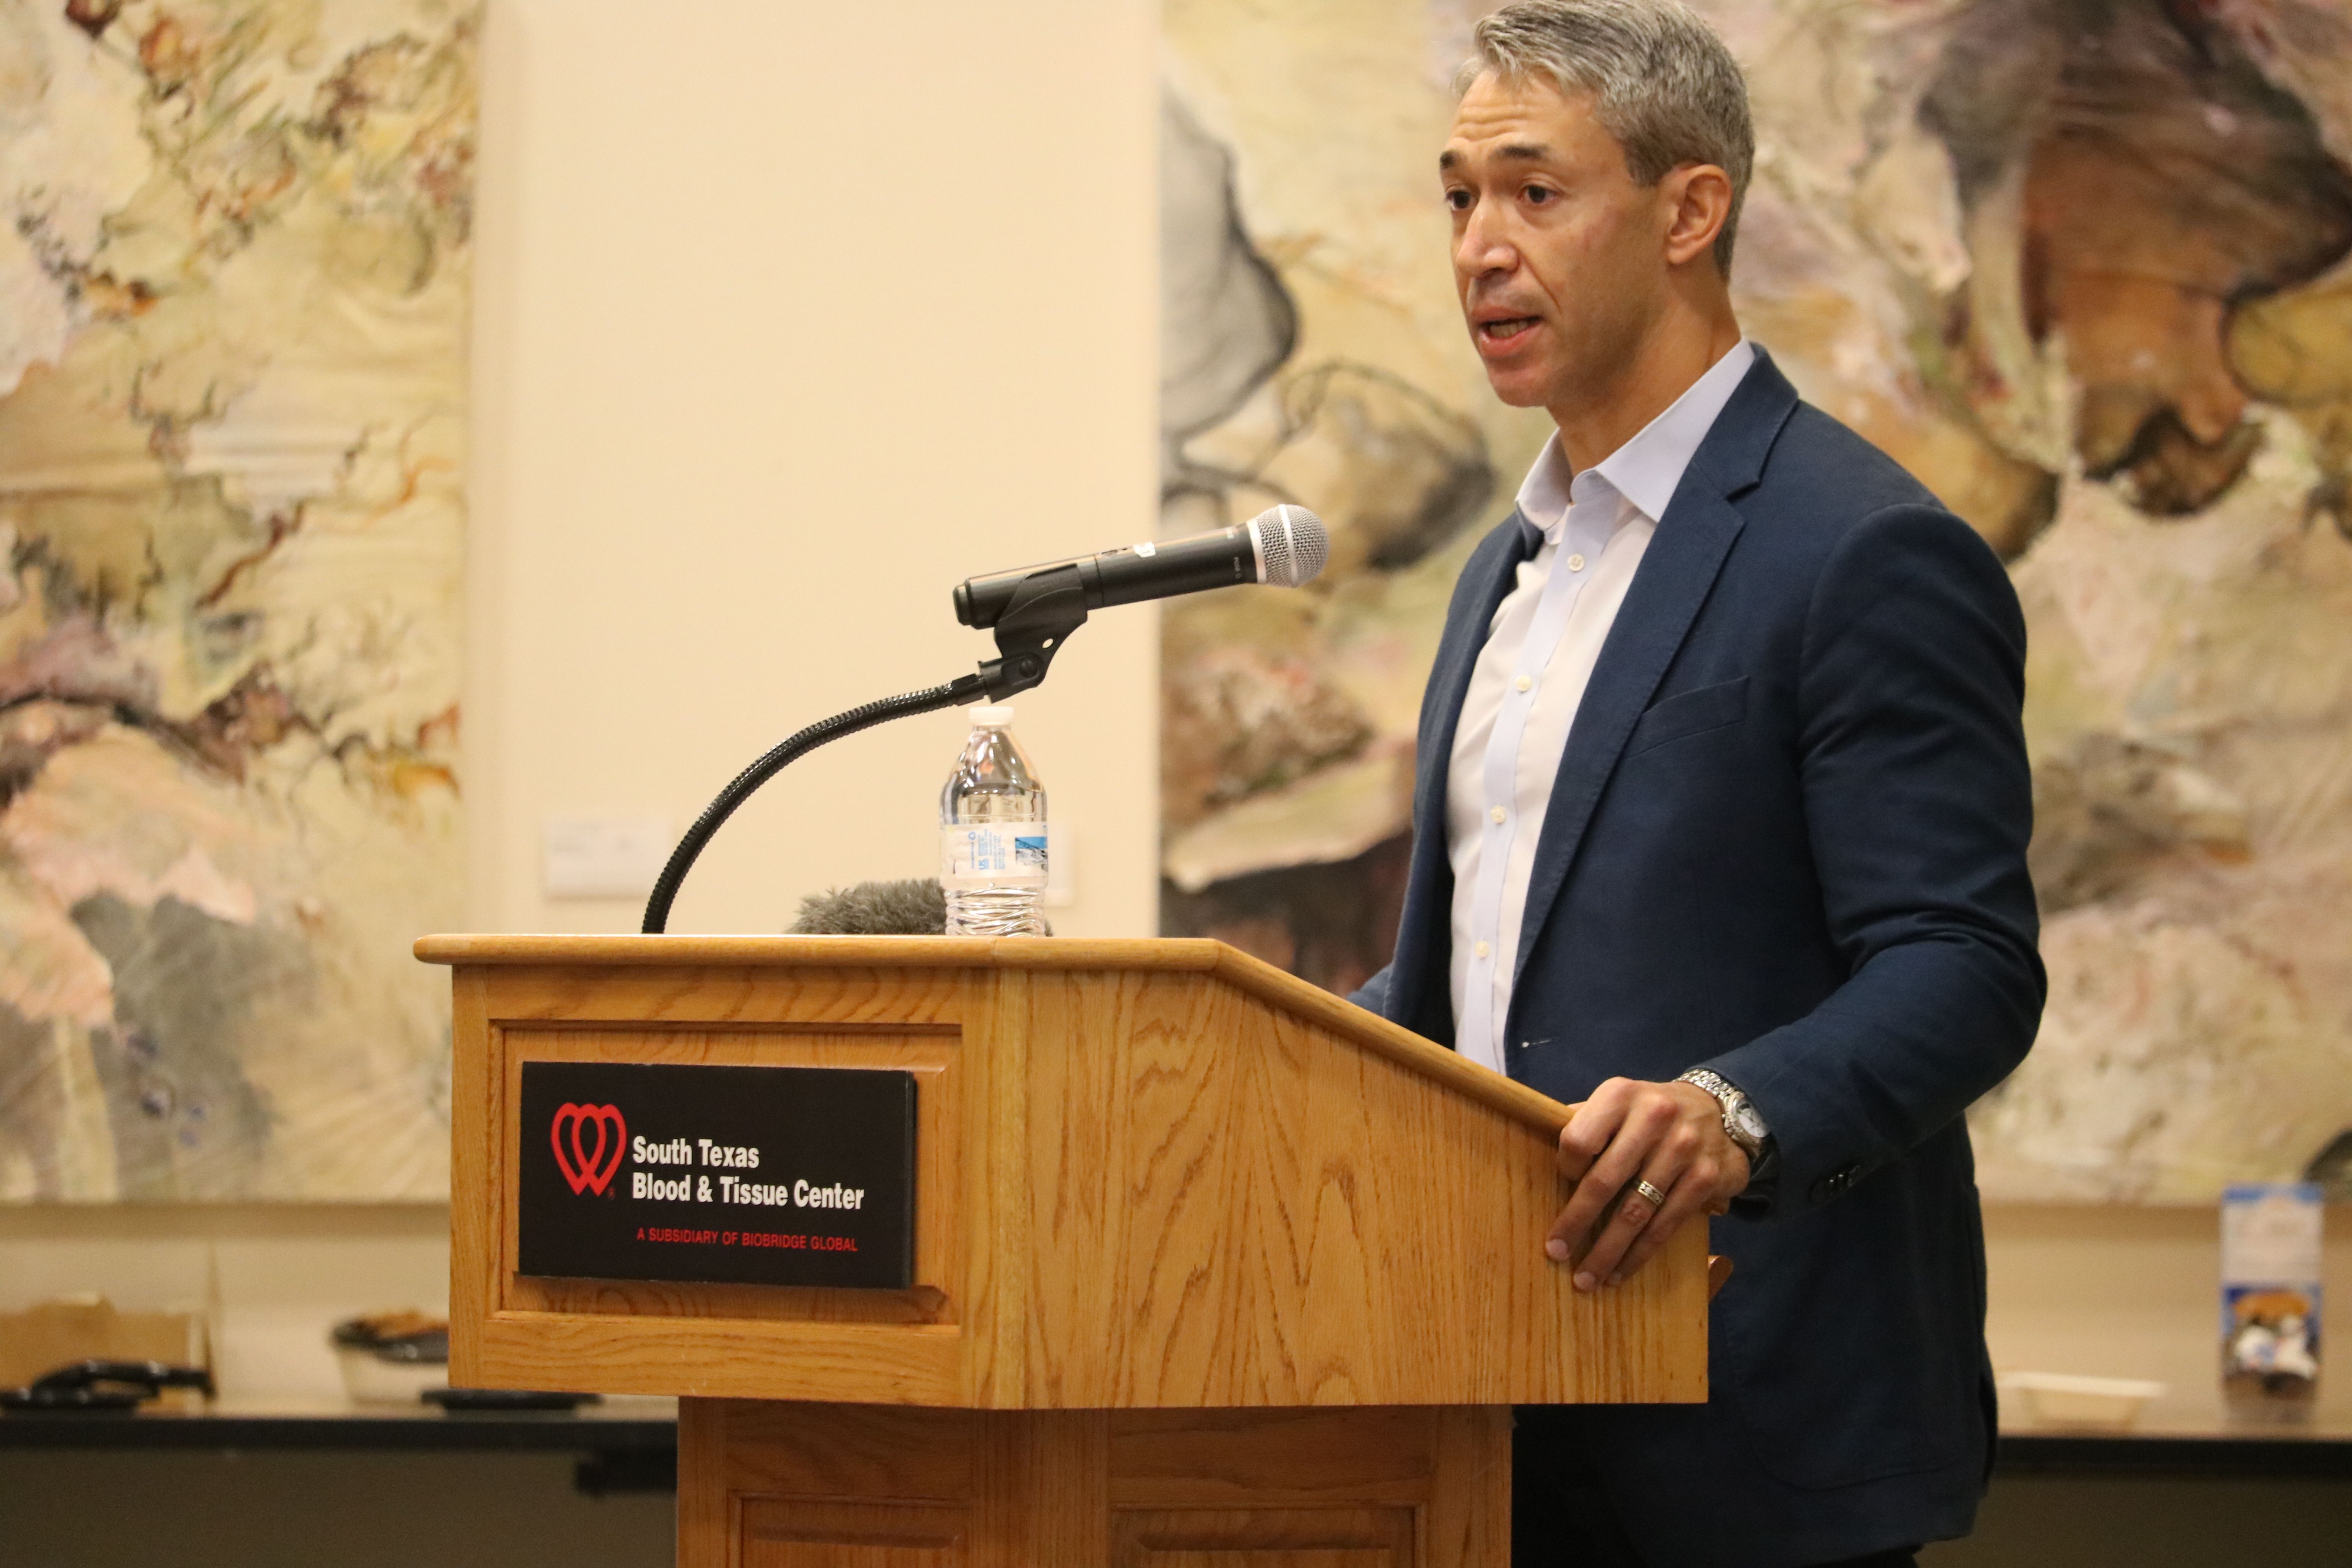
[953,505,1327,629]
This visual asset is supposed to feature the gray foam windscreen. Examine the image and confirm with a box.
[789,879,947,935]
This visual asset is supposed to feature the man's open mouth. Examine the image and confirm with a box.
[1478,316,1539,341]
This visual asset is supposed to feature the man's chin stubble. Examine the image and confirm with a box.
[1484,368,1568,410]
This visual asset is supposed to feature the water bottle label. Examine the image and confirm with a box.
[941,824,1047,889]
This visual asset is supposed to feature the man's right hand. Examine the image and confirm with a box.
[1545,1076,1746,1291]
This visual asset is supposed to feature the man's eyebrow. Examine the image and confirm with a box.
[1437,142,1552,171]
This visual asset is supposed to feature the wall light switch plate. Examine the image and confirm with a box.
[543,815,671,900]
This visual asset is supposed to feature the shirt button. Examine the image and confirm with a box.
[1515,674,1532,692]
[1474,941,1491,959]
[1489,806,1507,824]
[1566,553,1587,572]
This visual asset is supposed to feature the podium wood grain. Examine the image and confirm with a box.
[425,936,1707,1566]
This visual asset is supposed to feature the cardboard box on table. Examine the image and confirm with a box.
[418,935,1709,1566]
[0,1299,209,1396]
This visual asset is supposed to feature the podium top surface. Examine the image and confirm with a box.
[419,933,1251,971]
[416,933,1572,1136]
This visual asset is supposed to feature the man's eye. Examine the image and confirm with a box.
[1445,188,1472,211]
[1524,185,1555,204]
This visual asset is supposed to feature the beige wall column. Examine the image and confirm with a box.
[465,0,1163,939]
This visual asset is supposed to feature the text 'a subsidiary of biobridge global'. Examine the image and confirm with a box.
[635,1226,860,1252]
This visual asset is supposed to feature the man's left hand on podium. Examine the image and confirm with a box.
[1544,1078,1749,1292]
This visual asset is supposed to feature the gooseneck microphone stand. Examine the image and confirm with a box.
[639,565,1091,935]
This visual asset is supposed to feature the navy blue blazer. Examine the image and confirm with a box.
[1352,349,2043,1566]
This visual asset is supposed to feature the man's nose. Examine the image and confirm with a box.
[1455,198,1517,278]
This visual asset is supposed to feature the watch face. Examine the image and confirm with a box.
[1732,1102,1769,1142]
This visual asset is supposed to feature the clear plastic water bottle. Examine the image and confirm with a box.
[939,705,1047,936]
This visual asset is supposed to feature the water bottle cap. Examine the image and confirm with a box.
[967,704,1015,728]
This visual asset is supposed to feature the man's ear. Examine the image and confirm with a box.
[1661,163,1732,271]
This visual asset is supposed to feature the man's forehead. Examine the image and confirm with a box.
[1441,75,1600,168]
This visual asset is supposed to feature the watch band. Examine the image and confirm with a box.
[1676,1067,1770,1163]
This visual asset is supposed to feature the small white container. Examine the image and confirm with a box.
[1998,1371,2167,1429]
[334,1343,449,1405]
[330,1314,451,1406]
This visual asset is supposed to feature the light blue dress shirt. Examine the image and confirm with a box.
[1446,341,1757,1071]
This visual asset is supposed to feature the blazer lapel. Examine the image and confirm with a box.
[1387,513,1534,1038]
[1414,514,1533,831]
[1507,353,1799,988]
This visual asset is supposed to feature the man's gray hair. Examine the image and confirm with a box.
[1458,0,1755,274]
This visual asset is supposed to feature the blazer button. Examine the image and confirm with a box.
[1812,1165,1860,1205]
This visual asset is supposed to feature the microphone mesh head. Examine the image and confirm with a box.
[1250,505,1329,588]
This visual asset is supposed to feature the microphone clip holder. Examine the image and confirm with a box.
[973,563,1089,700]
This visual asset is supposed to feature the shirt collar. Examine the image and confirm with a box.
[1514,338,1757,546]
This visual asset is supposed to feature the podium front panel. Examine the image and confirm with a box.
[426,936,1708,1410]
[679,1400,1512,1568]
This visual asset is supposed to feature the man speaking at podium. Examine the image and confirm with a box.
[1349,4,2044,1564]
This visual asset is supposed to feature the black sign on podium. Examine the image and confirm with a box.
[517,1060,916,1289]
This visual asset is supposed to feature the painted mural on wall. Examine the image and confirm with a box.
[0,0,474,1200]
[1160,0,2352,1201]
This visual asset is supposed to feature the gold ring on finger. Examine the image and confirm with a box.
[1633,1178,1668,1209]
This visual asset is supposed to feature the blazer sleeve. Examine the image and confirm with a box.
[1349,964,1394,1017]
[1699,502,2045,1218]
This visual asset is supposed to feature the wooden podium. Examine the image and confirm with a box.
[419,935,1707,1566]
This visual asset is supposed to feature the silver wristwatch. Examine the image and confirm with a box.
[1677,1067,1771,1163]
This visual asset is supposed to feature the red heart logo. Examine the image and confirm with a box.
[550,1103,626,1196]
